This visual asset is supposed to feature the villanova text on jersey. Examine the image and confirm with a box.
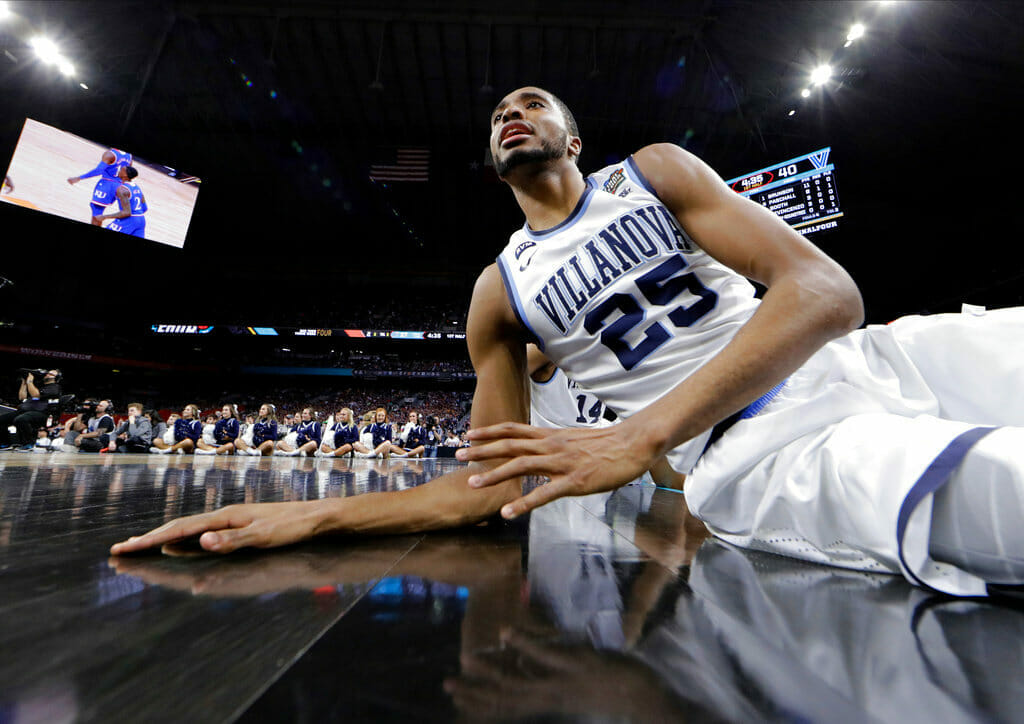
[497,156,761,472]
[530,201,699,336]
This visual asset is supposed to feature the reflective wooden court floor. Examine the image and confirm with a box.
[2,452,1023,722]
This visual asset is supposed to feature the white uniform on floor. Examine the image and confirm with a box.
[497,155,1024,597]
[530,366,611,430]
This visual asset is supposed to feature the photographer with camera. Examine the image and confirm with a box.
[0,369,62,452]
[74,399,114,453]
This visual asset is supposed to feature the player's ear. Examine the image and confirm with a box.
[568,135,582,164]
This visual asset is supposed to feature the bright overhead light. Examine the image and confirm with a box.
[58,58,74,76]
[810,64,832,86]
[788,110,796,117]
[0,2,11,20]
[79,82,88,90]
[847,23,866,42]
[800,88,811,98]
[30,36,61,65]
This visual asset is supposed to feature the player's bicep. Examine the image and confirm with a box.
[466,265,529,429]
[634,144,839,287]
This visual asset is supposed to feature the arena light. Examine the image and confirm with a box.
[788,109,796,116]
[30,36,61,65]
[79,82,88,90]
[810,64,832,86]
[847,23,865,43]
[0,2,10,20]
[801,88,811,98]
[58,58,75,77]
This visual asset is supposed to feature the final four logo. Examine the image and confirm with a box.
[151,324,215,334]
[515,240,538,271]
[603,169,625,195]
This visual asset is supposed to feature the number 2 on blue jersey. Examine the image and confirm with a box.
[583,255,717,371]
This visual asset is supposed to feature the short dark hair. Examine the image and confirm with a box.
[125,166,139,180]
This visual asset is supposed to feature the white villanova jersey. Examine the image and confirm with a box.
[530,366,611,430]
[498,157,760,472]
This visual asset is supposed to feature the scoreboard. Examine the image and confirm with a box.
[725,147,843,235]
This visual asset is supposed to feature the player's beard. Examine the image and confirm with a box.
[495,133,568,177]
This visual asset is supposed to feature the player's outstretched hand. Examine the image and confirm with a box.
[67,177,79,185]
[457,422,654,519]
[109,501,327,556]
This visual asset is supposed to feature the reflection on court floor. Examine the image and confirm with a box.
[1,454,1021,721]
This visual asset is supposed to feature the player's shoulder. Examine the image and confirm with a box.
[631,143,702,179]
[470,264,513,316]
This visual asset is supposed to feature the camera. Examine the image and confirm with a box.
[17,368,50,381]
[75,399,98,415]
[425,415,437,428]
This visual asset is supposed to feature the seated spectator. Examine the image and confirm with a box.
[108,402,152,453]
[276,407,321,457]
[398,411,428,458]
[199,414,218,449]
[235,403,278,456]
[317,407,362,458]
[369,408,408,459]
[196,404,241,455]
[150,404,201,454]
[148,410,167,444]
[76,400,115,453]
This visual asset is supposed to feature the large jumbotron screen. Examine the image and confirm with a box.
[1,118,200,248]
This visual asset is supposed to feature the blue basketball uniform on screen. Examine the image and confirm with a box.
[107,181,147,238]
[87,149,133,210]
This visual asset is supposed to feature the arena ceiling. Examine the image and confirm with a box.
[2,1,1023,319]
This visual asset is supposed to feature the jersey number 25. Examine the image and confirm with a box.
[583,255,717,371]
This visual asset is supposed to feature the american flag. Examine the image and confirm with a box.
[369,148,429,182]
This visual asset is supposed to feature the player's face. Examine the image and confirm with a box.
[128,406,140,417]
[408,412,418,423]
[222,405,233,418]
[337,410,348,423]
[376,411,386,423]
[182,407,192,419]
[259,405,270,417]
[490,87,571,177]
[301,410,311,422]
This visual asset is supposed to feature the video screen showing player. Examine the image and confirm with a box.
[1,118,200,248]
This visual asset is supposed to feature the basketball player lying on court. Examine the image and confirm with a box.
[114,87,1024,597]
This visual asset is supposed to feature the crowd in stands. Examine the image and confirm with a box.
[218,299,468,332]
[20,388,474,458]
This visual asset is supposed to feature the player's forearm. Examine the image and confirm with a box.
[637,263,863,458]
[312,464,520,536]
